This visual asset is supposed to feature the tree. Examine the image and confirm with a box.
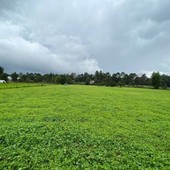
[129,73,137,86]
[1,73,8,82]
[151,72,161,89]
[0,66,4,74]
[11,72,18,82]
[85,77,90,85]
[60,74,67,84]
[0,66,4,79]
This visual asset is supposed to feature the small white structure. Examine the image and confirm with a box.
[8,76,12,82]
[90,80,95,85]
[0,80,6,83]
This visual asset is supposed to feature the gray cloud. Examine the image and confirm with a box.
[0,0,17,12]
[0,0,170,74]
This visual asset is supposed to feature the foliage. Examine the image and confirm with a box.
[0,85,170,169]
[0,66,5,80]
[85,77,90,85]
[0,66,4,75]
[1,66,170,88]
[151,72,161,89]
[11,72,18,82]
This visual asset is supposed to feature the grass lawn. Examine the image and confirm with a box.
[0,84,170,169]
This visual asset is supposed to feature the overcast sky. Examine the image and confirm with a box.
[0,0,170,74]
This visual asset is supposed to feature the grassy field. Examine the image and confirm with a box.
[0,83,45,90]
[0,84,170,169]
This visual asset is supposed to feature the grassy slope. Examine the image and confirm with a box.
[0,85,170,169]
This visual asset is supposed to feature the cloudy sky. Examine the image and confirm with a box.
[0,0,170,74]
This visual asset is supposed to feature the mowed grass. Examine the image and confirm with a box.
[0,85,170,169]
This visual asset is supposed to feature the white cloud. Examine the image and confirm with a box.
[0,19,100,73]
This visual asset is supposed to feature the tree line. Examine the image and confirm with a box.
[0,66,170,89]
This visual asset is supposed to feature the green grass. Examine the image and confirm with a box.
[0,83,45,90]
[0,85,170,169]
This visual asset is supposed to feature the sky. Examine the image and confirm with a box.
[0,0,170,75]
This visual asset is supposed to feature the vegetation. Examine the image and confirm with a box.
[0,66,4,75]
[0,83,45,90]
[0,84,170,169]
[0,66,8,81]
[1,66,170,89]
[151,72,161,89]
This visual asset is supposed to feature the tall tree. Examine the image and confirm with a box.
[1,73,8,82]
[0,66,4,79]
[85,77,90,85]
[0,66,4,75]
[11,72,18,82]
[151,72,161,89]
